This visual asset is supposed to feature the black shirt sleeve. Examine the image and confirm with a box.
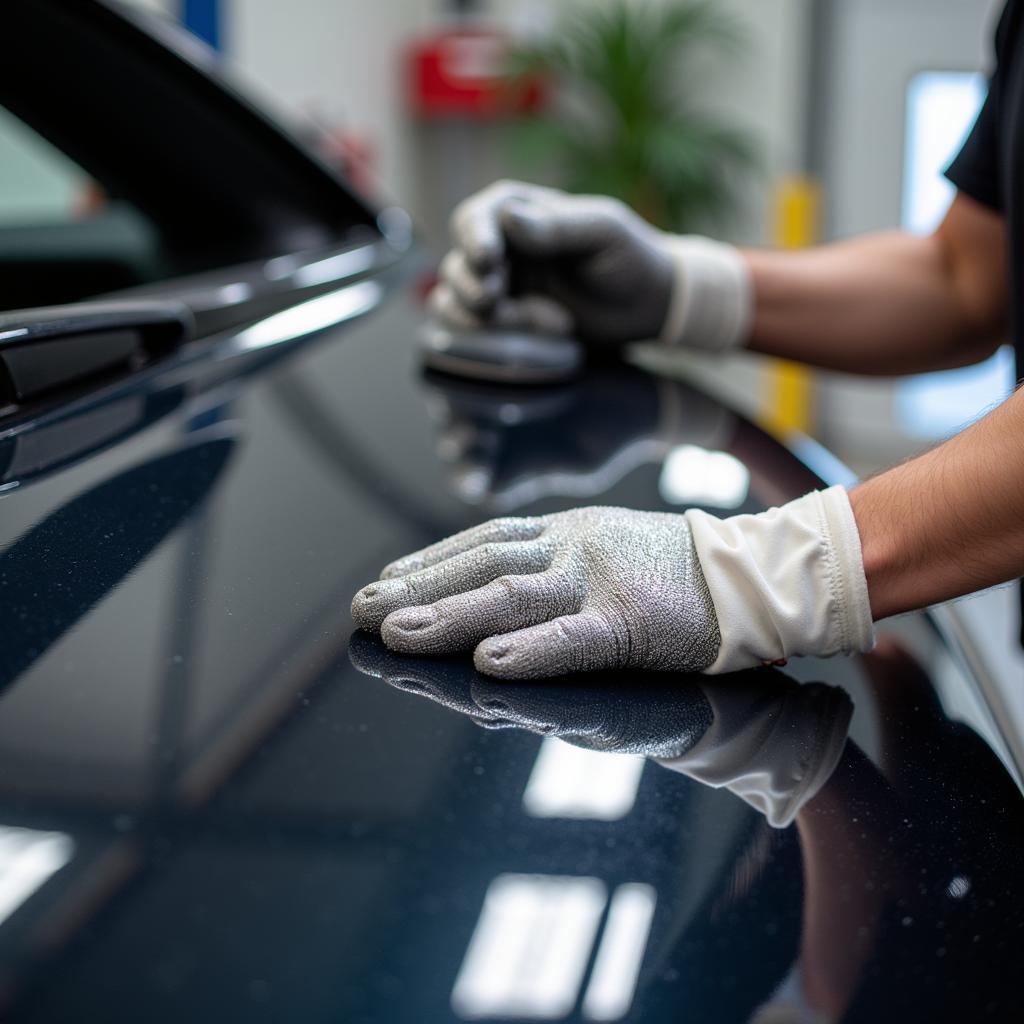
[945,1,1016,212]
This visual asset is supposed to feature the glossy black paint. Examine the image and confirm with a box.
[0,300,192,411]
[0,275,1021,1022]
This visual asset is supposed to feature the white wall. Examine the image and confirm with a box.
[231,0,439,210]
[224,0,813,248]
[823,0,1000,241]
[700,0,813,245]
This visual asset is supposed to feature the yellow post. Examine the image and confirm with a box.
[761,177,820,436]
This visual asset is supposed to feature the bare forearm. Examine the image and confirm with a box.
[742,196,1007,374]
[850,386,1024,619]
[745,233,979,372]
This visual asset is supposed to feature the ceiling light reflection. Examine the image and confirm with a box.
[658,444,750,509]
[232,280,382,352]
[291,246,377,288]
[523,738,645,821]
[582,883,657,1021]
[214,282,254,305]
[0,825,74,926]
[452,874,607,1020]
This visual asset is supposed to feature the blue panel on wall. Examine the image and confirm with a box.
[183,0,222,52]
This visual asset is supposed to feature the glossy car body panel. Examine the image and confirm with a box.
[0,277,1021,1022]
[0,2,1021,1020]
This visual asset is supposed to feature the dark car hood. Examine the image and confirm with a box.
[0,273,1021,1022]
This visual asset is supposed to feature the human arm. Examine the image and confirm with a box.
[433,182,1007,376]
[744,191,1008,374]
[850,382,1024,618]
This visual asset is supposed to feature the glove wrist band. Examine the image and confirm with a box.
[685,485,875,674]
[658,234,754,352]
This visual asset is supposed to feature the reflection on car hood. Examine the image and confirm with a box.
[0,277,1021,1022]
[349,630,854,830]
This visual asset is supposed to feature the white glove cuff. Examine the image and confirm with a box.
[685,486,875,673]
[657,234,753,352]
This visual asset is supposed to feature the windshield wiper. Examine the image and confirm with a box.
[0,300,193,415]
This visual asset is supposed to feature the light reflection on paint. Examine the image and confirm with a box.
[0,825,74,925]
[232,280,382,352]
[658,444,750,509]
[523,738,645,821]
[290,246,377,288]
[582,883,657,1021]
[214,282,254,305]
[452,874,607,1019]
[785,432,858,488]
[471,438,664,511]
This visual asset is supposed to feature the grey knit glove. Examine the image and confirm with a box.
[351,488,874,679]
[430,179,752,352]
[351,507,721,678]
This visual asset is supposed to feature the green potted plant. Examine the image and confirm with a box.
[505,0,756,232]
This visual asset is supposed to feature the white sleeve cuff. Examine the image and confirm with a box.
[657,234,753,352]
[685,486,875,674]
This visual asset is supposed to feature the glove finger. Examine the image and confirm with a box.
[474,609,619,680]
[452,180,551,271]
[439,249,507,313]
[381,570,582,655]
[428,282,483,330]
[353,539,552,631]
[490,294,574,336]
[380,516,545,578]
[428,281,572,336]
[500,195,626,258]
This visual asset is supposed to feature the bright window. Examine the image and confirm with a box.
[902,71,986,236]
[898,71,1016,439]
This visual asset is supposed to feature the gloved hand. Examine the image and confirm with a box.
[430,179,753,352]
[350,486,874,678]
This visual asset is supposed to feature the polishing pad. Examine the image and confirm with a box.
[419,322,584,385]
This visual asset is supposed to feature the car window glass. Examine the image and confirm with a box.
[0,105,96,225]
[0,103,163,311]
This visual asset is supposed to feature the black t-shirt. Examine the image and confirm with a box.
[944,0,1024,644]
[946,0,1024,369]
